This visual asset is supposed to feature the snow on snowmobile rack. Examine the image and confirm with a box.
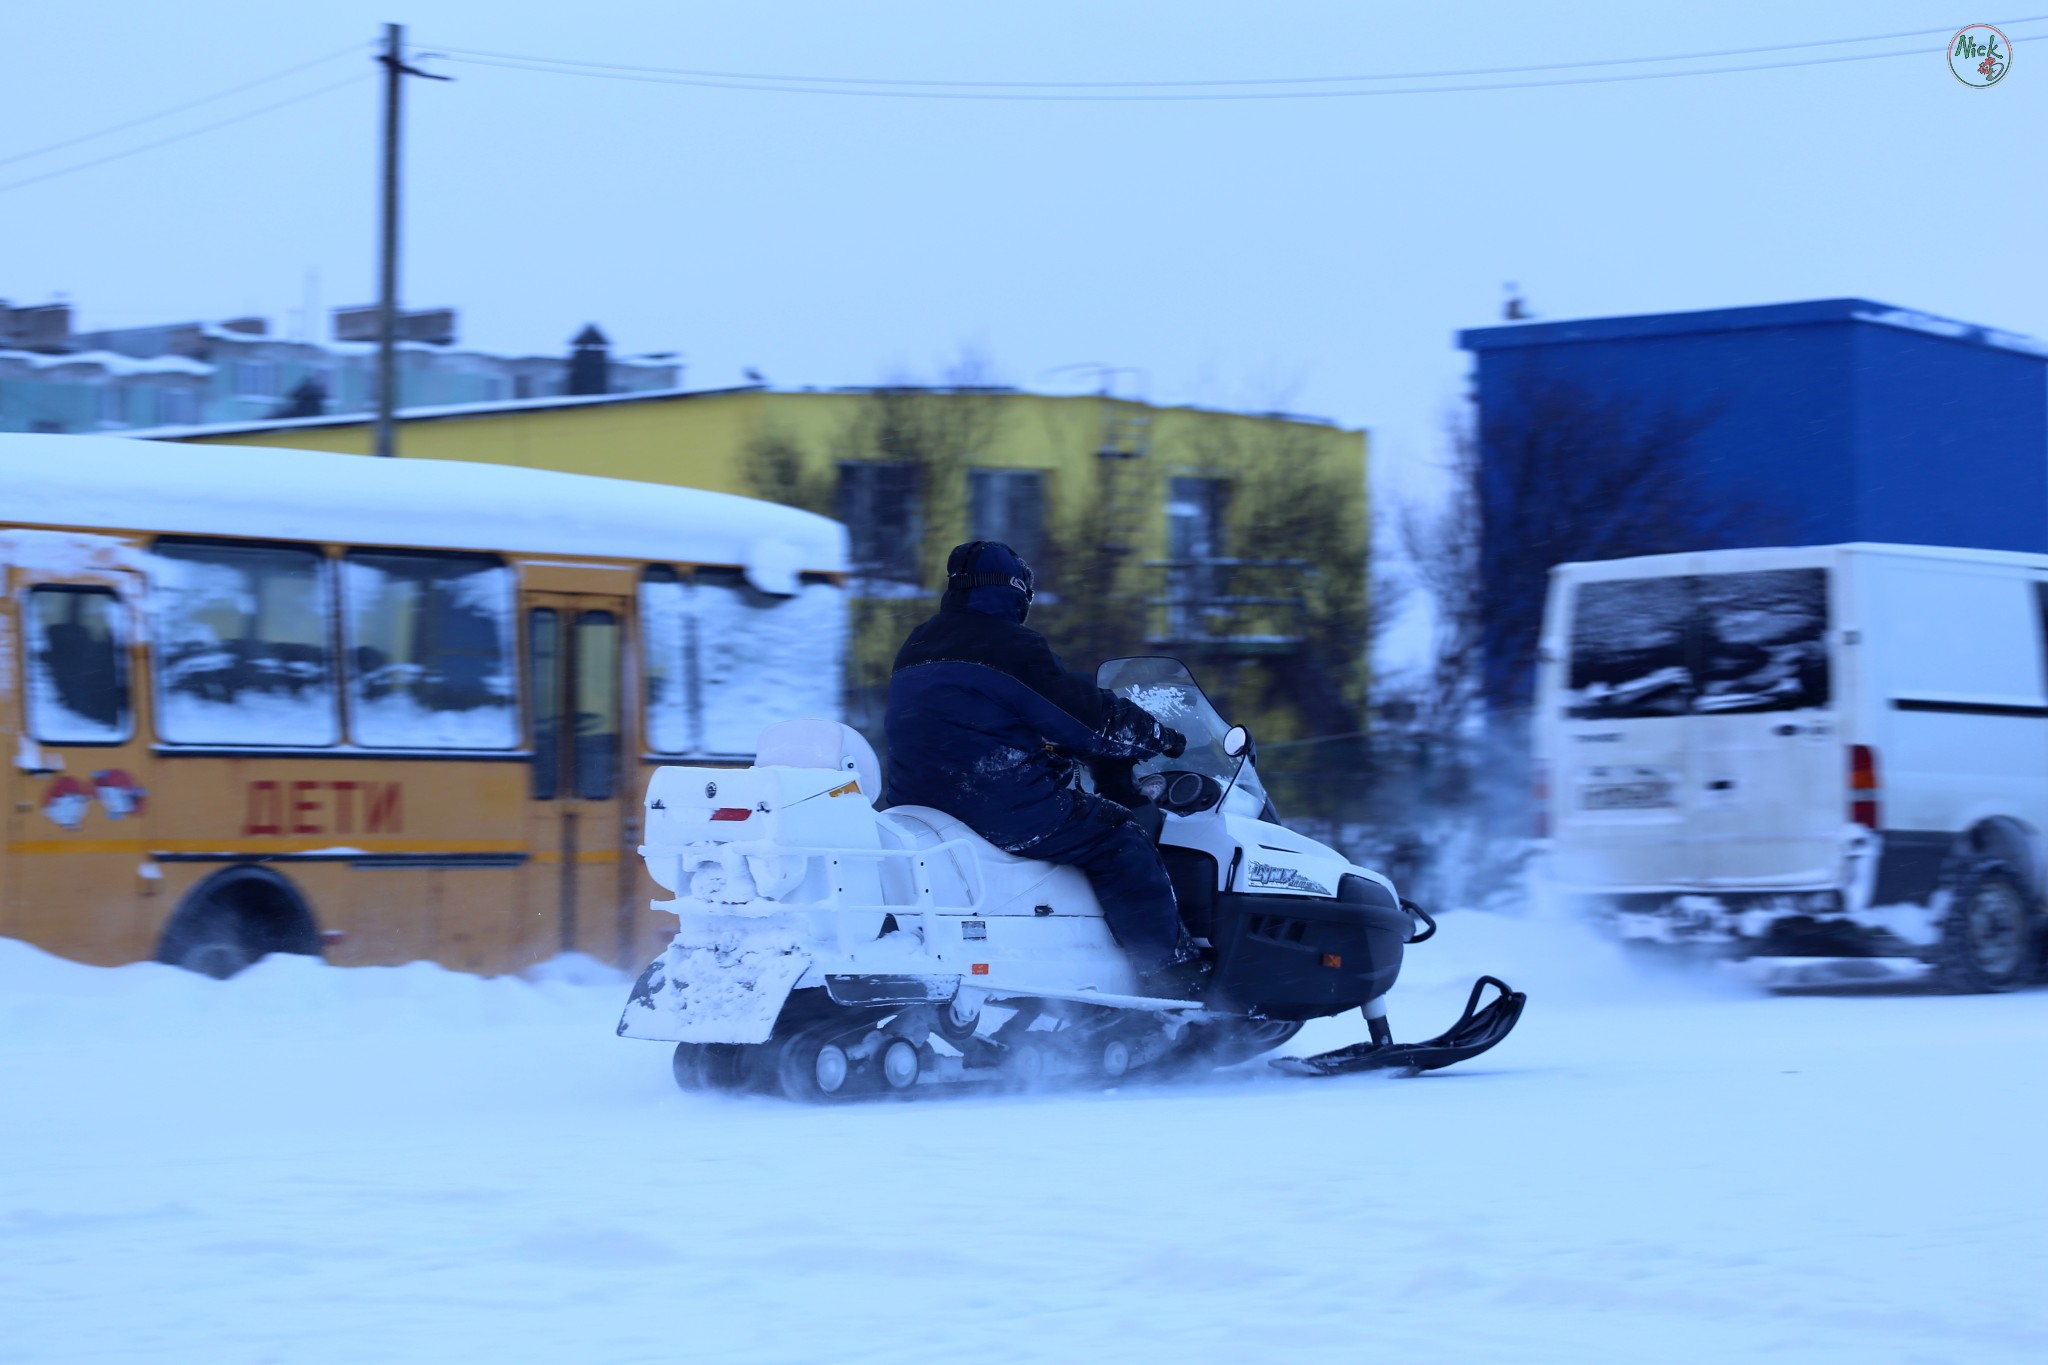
[618,656,1524,1101]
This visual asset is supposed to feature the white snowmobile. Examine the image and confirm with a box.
[618,655,1524,1100]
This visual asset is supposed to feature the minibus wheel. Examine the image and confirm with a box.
[1936,861,2037,993]
[156,867,322,980]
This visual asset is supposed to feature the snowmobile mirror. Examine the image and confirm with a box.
[1223,725,1252,760]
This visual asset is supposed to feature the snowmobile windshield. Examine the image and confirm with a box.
[1096,655,1271,814]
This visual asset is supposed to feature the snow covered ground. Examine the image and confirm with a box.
[7,912,2047,1364]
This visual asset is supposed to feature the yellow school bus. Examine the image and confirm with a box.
[1,433,847,976]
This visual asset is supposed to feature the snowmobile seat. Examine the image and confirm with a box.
[755,718,881,805]
[881,805,1034,866]
[877,805,1077,912]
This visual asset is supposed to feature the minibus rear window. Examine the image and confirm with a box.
[1566,569,1830,719]
[1694,569,1830,714]
[1567,577,1693,719]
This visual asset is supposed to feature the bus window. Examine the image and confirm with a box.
[574,611,620,800]
[344,551,517,748]
[695,569,845,756]
[528,608,561,800]
[639,566,692,755]
[25,586,130,743]
[151,540,337,746]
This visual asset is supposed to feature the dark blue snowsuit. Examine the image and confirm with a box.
[884,545,1187,973]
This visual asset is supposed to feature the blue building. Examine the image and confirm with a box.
[1458,299,2048,713]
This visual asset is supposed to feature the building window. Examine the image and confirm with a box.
[967,468,1049,572]
[159,388,199,426]
[836,461,923,583]
[98,385,127,427]
[343,551,518,748]
[151,540,338,746]
[24,587,130,743]
[235,359,278,398]
[1166,476,1231,639]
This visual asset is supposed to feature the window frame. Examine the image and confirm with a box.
[638,564,696,758]
[835,459,924,584]
[572,609,622,800]
[22,584,134,746]
[148,536,342,749]
[339,546,521,752]
[638,563,846,761]
[234,359,279,399]
[967,466,1050,571]
[158,387,199,426]
[1564,569,1833,720]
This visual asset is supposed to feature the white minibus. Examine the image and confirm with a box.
[1535,543,2048,991]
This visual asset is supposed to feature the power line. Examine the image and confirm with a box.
[0,72,372,195]
[421,15,2048,97]
[429,39,2024,100]
[0,40,369,171]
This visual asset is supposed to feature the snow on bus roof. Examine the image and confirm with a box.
[0,433,847,594]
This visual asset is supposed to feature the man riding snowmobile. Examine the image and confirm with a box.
[884,541,1207,995]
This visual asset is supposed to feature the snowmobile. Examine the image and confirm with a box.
[618,655,1524,1100]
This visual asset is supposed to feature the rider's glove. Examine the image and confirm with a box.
[1157,727,1188,760]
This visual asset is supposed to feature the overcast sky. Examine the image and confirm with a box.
[5,2,2043,500]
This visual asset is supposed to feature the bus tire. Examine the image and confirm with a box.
[156,866,323,981]
[1936,861,2037,994]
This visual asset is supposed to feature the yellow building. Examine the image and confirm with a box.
[166,386,1369,742]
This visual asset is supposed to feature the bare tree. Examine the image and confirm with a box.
[741,427,832,517]
[1395,410,1485,740]
[1168,417,1381,733]
[1441,366,1775,719]
[769,361,1013,726]
[1029,444,1152,676]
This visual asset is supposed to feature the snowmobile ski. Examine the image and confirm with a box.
[1270,975,1526,1077]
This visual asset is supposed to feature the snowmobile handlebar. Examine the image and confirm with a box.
[1400,898,1437,944]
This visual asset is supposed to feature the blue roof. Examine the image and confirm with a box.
[1459,298,2048,360]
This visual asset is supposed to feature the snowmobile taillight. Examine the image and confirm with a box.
[1847,745,1881,830]
[709,807,753,822]
[1321,953,1342,969]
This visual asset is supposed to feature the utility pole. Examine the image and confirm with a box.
[373,23,449,458]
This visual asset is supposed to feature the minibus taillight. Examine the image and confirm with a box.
[1847,745,1881,830]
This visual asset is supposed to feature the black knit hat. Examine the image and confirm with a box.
[943,541,1035,619]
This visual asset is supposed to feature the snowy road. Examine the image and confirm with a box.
[6,915,2047,1364]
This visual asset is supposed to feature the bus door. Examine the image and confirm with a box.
[522,592,630,963]
[6,558,156,964]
